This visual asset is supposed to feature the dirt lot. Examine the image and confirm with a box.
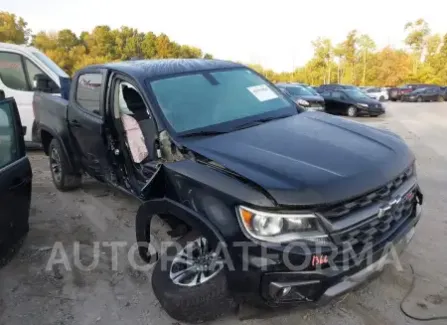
[1,102,447,325]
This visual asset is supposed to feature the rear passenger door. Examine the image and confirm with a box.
[68,69,110,179]
[0,98,32,244]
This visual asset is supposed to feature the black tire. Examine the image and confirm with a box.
[346,106,357,117]
[49,139,81,191]
[152,232,235,323]
[391,98,397,102]
[417,96,423,103]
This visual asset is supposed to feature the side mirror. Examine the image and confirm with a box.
[34,74,58,92]
[0,89,5,100]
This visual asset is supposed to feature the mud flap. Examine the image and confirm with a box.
[135,210,158,264]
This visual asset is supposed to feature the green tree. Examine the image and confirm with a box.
[0,11,31,44]
[358,34,376,85]
[404,19,431,74]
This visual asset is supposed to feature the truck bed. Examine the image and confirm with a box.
[33,92,69,135]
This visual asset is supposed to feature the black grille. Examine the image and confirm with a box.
[321,165,414,221]
[332,186,416,247]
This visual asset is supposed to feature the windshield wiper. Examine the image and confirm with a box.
[181,130,229,138]
[233,115,291,131]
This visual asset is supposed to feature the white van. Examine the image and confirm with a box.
[0,43,70,143]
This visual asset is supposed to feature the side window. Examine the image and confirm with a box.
[332,91,342,99]
[76,73,103,116]
[0,101,19,168]
[0,52,28,91]
[113,80,149,121]
[25,59,60,93]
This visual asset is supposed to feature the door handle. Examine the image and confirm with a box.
[71,119,81,127]
[9,177,26,190]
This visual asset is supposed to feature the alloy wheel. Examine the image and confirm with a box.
[347,106,357,117]
[50,147,62,183]
[169,237,224,287]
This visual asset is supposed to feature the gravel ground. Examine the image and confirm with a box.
[1,102,447,325]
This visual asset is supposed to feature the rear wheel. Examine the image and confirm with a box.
[152,232,235,323]
[347,106,357,117]
[417,96,423,102]
[49,139,81,191]
[438,95,444,102]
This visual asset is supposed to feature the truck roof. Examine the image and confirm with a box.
[90,59,244,81]
[0,42,41,54]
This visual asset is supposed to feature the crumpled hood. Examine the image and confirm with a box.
[179,112,414,206]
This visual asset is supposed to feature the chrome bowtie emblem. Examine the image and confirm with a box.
[377,196,402,218]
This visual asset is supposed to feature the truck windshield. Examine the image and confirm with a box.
[148,68,295,134]
[32,51,69,78]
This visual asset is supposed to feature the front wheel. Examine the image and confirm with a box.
[379,96,385,102]
[152,232,235,323]
[417,96,423,102]
[49,139,81,191]
[438,95,444,102]
[347,106,357,117]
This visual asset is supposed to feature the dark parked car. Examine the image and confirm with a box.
[276,83,325,111]
[401,86,447,102]
[0,95,32,268]
[388,84,436,101]
[316,84,359,93]
[319,88,385,117]
[34,59,422,323]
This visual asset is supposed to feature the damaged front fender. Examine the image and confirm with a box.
[135,196,227,263]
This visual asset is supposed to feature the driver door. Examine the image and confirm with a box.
[68,69,110,180]
[0,97,32,248]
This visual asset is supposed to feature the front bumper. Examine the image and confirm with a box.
[356,106,385,116]
[228,202,422,307]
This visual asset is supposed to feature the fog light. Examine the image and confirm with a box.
[278,286,292,298]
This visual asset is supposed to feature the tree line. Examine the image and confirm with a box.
[1,11,446,86]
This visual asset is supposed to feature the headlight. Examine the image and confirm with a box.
[357,103,369,108]
[297,99,310,106]
[237,206,328,243]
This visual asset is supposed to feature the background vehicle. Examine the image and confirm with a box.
[316,84,359,93]
[35,59,421,323]
[0,97,32,268]
[366,87,389,101]
[319,88,385,117]
[276,83,325,111]
[0,43,71,144]
[388,84,436,101]
[401,86,447,102]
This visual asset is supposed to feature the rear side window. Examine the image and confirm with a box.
[331,91,343,99]
[0,52,28,91]
[0,101,19,168]
[76,73,103,116]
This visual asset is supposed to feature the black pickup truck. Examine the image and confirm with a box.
[34,59,423,323]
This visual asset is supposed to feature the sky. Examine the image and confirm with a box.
[3,0,446,72]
